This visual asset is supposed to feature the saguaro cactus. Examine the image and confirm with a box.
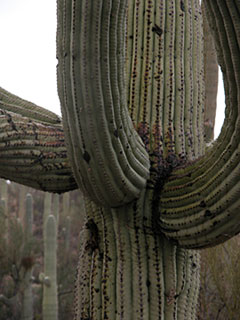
[42,214,58,320]
[22,193,34,320]
[1,0,240,319]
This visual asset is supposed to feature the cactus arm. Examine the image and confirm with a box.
[0,87,61,126]
[57,0,150,207]
[159,0,240,248]
[0,107,77,192]
[43,215,58,320]
[202,5,219,142]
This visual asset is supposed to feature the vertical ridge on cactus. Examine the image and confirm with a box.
[43,214,58,320]
[126,0,205,161]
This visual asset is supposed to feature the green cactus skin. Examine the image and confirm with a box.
[22,193,34,320]
[74,192,200,319]
[1,0,240,319]
[0,108,77,193]
[202,4,218,143]
[0,87,61,126]
[43,214,58,320]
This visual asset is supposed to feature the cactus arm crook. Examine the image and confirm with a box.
[159,0,240,248]
[57,0,150,207]
[0,89,77,192]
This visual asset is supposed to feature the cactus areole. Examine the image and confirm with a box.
[1,0,240,319]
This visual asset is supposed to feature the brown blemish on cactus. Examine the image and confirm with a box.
[137,122,150,151]
[83,151,91,164]
[86,219,99,251]
[152,24,163,37]
[113,129,119,138]
[204,210,212,217]
[199,200,206,208]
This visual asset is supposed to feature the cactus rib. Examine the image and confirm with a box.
[0,108,77,192]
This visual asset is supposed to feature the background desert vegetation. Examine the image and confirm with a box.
[0,179,240,320]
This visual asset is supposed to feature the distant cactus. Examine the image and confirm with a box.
[0,179,8,202]
[64,216,71,254]
[22,193,34,320]
[42,215,58,320]
[0,192,35,320]
[52,194,59,229]
[0,180,8,240]
[62,192,70,217]
[43,193,52,228]
[62,192,71,255]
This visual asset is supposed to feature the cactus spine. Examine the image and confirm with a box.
[42,214,58,320]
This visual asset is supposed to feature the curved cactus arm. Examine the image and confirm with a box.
[0,87,61,126]
[159,0,240,248]
[202,4,219,142]
[57,0,150,207]
[0,106,77,193]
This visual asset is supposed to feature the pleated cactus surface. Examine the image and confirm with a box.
[0,0,240,319]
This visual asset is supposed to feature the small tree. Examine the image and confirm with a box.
[0,0,239,319]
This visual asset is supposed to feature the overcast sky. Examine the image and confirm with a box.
[0,0,60,115]
[0,0,225,138]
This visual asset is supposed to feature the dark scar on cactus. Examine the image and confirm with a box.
[199,200,207,208]
[83,150,91,164]
[152,24,163,37]
[86,219,99,251]
[6,112,17,131]
[149,153,183,235]
[113,129,119,138]
[180,1,185,12]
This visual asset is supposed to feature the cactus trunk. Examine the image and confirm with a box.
[43,215,58,320]
[75,192,200,319]
[57,0,204,318]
